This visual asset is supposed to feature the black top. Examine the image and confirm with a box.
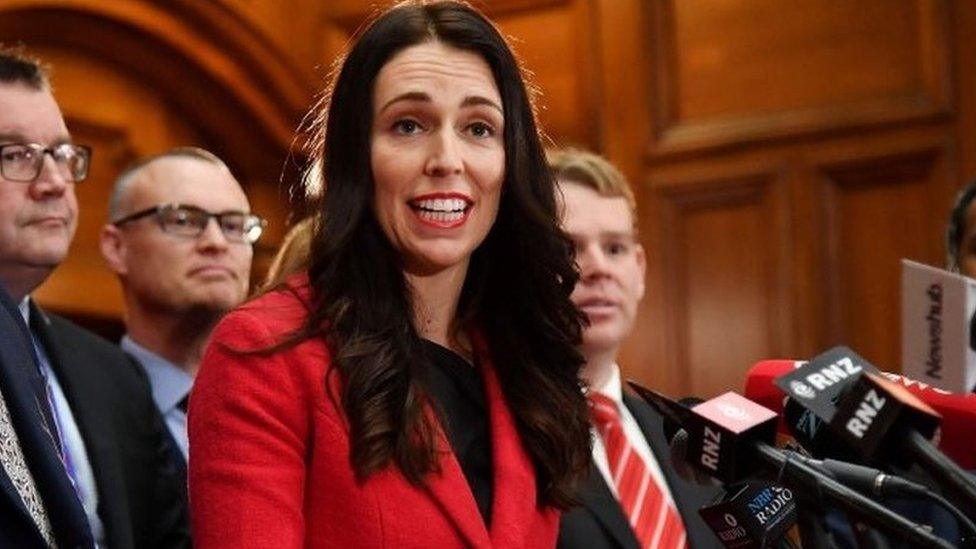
[422,339,493,526]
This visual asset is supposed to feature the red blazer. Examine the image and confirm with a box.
[188,278,558,548]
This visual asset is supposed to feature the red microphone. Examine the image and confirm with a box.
[744,360,976,469]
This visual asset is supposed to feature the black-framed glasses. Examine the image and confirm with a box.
[113,203,267,244]
[0,142,92,183]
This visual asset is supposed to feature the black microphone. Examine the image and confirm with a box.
[628,383,955,549]
[780,374,976,546]
[651,394,800,546]
[789,455,927,499]
[663,397,724,487]
[776,346,976,518]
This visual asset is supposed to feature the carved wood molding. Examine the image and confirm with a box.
[0,0,313,155]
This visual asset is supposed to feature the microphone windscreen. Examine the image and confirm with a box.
[743,360,800,412]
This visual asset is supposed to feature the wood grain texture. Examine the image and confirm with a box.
[645,0,952,159]
[1,0,973,399]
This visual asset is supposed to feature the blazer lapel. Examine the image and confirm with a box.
[0,320,50,538]
[479,345,552,548]
[623,392,709,542]
[579,463,641,549]
[29,305,131,549]
[423,418,493,548]
[422,335,552,549]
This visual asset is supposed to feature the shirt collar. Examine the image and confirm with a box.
[588,363,624,406]
[17,296,31,325]
[121,335,193,414]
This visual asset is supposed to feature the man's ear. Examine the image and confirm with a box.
[635,243,647,299]
[99,224,128,276]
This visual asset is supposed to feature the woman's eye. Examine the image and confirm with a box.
[392,119,422,135]
[606,242,627,256]
[467,122,495,138]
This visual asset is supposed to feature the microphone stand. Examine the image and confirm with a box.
[755,445,955,549]
[902,430,976,521]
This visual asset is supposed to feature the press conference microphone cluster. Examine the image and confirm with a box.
[629,384,958,548]
[744,348,976,519]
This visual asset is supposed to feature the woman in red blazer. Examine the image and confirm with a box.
[189,2,592,547]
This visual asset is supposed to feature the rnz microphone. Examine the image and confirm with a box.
[775,346,976,519]
[627,383,955,549]
[745,358,976,470]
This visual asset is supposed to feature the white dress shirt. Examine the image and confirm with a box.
[121,336,192,460]
[589,364,678,508]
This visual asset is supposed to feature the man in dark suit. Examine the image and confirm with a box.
[0,283,94,548]
[0,45,189,548]
[551,149,721,548]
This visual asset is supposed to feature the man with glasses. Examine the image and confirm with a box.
[0,45,189,548]
[100,147,263,481]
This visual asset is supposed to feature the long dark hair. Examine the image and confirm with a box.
[300,0,590,508]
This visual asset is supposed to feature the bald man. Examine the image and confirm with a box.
[100,148,265,476]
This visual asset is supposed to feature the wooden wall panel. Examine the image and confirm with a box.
[806,142,954,371]
[646,0,951,157]
[604,0,969,397]
[492,1,599,146]
[215,0,325,82]
[645,170,791,397]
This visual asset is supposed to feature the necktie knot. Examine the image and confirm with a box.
[587,391,620,430]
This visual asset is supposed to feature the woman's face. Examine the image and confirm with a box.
[370,40,505,276]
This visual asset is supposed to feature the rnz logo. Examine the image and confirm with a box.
[845,389,886,439]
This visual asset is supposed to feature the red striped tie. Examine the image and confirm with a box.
[589,392,687,549]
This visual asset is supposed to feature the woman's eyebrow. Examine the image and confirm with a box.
[461,95,503,115]
[379,91,430,114]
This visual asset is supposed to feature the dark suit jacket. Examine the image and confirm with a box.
[558,392,723,549]
[0,288,94,548]
[29,303,190,549]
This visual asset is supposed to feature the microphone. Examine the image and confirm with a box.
[667,395,928,499]
[697,480,799,548]
[775,346,976,518]
[744,358,976,469]
[628,383,956,549]
[789,455,927,499]
[901,259,976,393]
[663,397,723,487]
